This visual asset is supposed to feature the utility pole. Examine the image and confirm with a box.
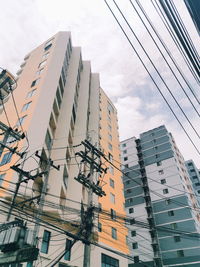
[32,151,60,249]
[83,144,94,267]
[75,139,107,267]
[0,121,25,158]
[7,165,46,221]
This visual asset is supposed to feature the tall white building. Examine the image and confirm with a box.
[0,32,128,267]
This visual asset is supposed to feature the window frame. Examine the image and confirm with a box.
[111,227,117,240]
[21,101,32,112]
[41,230,51,254]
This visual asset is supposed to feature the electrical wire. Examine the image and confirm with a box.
[152,0,200,84]
[158,0,200,80]
[104,0,200,156]
[1,101,11,127]
[111,0,200,140]
[130,0,200,108]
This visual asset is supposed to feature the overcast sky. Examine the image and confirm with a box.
[1,0,200,166]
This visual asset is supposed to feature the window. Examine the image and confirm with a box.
[171,223,177,230]
[195,182,200,186]
[122,143,126,147]
[134,256,139,263]
[38,60,47,69]
[198,190,200,194]
[108,124,112,131]
[107,102,114,114]
[36,68,44,76]
[128,198,133,204]
[21,101,32,112]
[160,179,166,184]
[63,166,68,189]
[131,230,136,237]
[124,157,128,161]
[44,43,52,51]
[16,115,27,126]
[42,52,49,60]
[110,178,114,188]
[0,173,5,186]
[59,264,69,267]
[130,218,135,225]
[168,210,174,216]
[109,166,114,175]
[0,152,12,166]
[165,199,171,205]
[174,236,181,242]
[108,134,112,141]
[31,78,40,87]
[157,161,162,166]
[45,130,52,150]
[64,239,72,261]
[98,222,102,232]
[99,203,102,211]
[26,89,36,98]
[132,242,138,249]
[126,180,130,185]
[126,189,131,194]
[110,193,115,204]
[41,230,51,254]
[26,262,33,267]
[177,250,184,257]
[101,253,119,267]
[108,143,113,151]
[123,150,127,154]
[159,170,164,175]
[124,164,129,168]
[129,208,134,214]
[163,188,169,194]
[111,227,117,239]
[108,153,113,162]
[111,209,116,220]
[44,39,53,51]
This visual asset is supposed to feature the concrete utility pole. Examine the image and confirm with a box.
[83,147,94,267]
[0,121,25,158]
[32,151,60,248]
[7,165,46,221]
[75,140,107,267]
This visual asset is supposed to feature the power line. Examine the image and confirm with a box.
[152,0,200,84]
[130,0,200,108]
[104,0,200,156]
[111,0,200,140]
[1,101,11,127]
[158,0,200,81]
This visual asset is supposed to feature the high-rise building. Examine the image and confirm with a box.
[121,125,200,267]
[185,159,200,206]
[184,0,200,35]
[0,32,128,267]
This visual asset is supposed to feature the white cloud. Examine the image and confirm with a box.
[115,96,166,139]
[0,0,200,169]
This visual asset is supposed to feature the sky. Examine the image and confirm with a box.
[1,0,200,166]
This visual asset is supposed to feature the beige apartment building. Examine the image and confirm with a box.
[0,32,129,267]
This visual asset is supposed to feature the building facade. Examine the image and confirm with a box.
[185,159,200,206]
[0,32,128,267]
[121,125,200,267]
